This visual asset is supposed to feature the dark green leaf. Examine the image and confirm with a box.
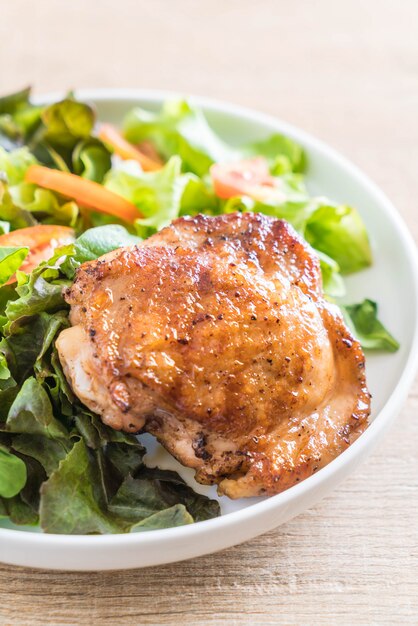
[40,99,95,151]
[110,469,220,523]
[6,377,68,438]
[17,453,46,512]
[12,434,71,476]
[342,299,399,352]
[106,441,145,478]
[2,493,38,525]
[139,467,220,522]
[131,504,193,532]
[109,474,173,521]
[40,439,120,534]
[0,87,31,115]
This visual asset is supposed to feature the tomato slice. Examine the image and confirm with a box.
[0,225,75,281]
[210,157,285,203]
[210,157,272,198]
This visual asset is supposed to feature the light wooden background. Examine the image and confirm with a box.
[0,1,417,624]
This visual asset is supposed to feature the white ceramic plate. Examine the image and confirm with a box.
[0,89,417,571]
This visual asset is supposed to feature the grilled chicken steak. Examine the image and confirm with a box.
[56,213,370,498]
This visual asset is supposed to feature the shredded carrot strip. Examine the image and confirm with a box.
[99,124,162,172]
[25,165,141,223]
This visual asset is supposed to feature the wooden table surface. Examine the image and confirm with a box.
[1,1,417,624]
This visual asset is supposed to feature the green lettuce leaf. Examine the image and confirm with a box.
[0,87,42,153]
[0,180,36,231]
[73,224,141,263]
[316,250,346,298]
[6,377,68,438]
[304,202,372,274]
[342,299,399,352]
[11,183,79,227]
[0,246,28,286]
[123,100,236,176]
[0,493,38,525]
[0,444,27,497]
[178,173,218,216]
[137,467,220,522]
[0,146,36,185]
[109,470,220,524]
[2,312,68,384]
[39,439,120,534]
[105,156,218,234]
[12,434,70,476]
[123,100,306,179]
[0,87,31,116]
[38,98,95,151]
[245,133,306,173]
[26,98,112,184]
[72,138,112,183]
[131,504,193,532]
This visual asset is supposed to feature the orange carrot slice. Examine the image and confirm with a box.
[25,165,141,223]
[99,124,162,172]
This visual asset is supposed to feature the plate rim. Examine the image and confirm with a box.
[1,87,417,550]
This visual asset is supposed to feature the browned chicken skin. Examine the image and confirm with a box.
[56,213,370,498]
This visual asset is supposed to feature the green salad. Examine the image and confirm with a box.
[0,87,398,534]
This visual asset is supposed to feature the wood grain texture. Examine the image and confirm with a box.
[0,0,417,623]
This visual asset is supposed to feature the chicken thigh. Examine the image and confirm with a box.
[56,213,370,498]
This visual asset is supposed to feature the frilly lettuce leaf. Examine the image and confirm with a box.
[40,99,95,150]
[123,100,237,176]
[0,146,36,185]
[10,183,79,227]
[0,246,29,286]
[105,155,218,234]
[316,250,346,298]
[123,99,308,179]
[304,202,372,274]
[245,133,306,174]
[0,148,78,230]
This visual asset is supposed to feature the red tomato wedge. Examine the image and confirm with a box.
[0,224,75,282]
[99,124,162,172]
[25,165,141,223]
[211,157,285,203]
